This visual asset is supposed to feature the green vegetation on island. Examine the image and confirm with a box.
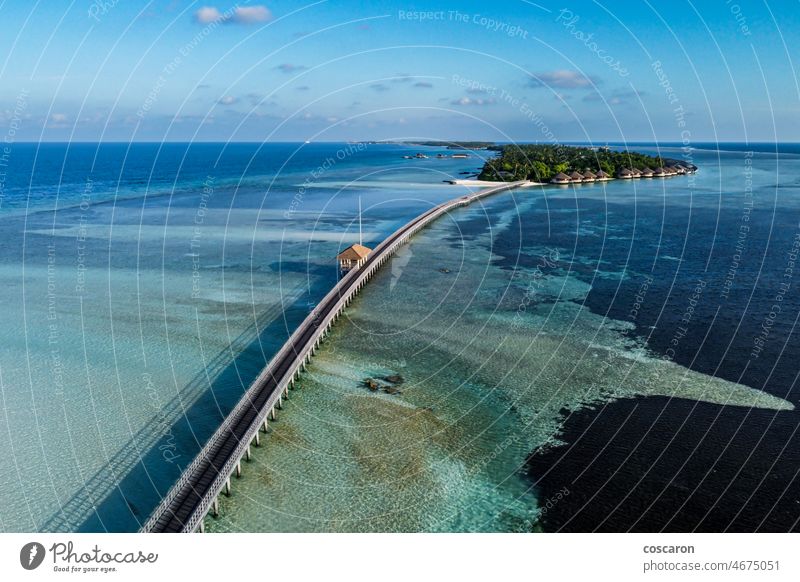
[477,144,685,182]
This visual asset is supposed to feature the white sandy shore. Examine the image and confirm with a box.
[450,179,545,187]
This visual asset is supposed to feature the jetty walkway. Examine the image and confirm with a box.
[142,180,529,532]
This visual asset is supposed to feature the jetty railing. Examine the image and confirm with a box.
[141,180,528,533]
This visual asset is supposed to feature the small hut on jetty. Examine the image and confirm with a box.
[337,244,371,270]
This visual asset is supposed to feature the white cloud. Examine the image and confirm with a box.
[232,6,272,23]
[450,97,496,106]
[217,96,238,105]
[528,70,599,89]
[194,5,273,25]
[194,7,223,24]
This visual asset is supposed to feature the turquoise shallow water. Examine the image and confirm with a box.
[0,142,485,532]
[206,157,793,532]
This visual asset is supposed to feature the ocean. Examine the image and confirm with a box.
[2,142,799,532]
[205,143,800,532]
[0,142,486,532]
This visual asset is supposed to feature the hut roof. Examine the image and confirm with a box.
[337,244,372,261]
[596,169,610,178]
[583,170,597,178]
[570,171,584,180]
[641,167,654,174]
[551,172,571,182]
[617,168,632,176]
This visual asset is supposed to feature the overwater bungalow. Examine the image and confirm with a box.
[551,172,571,184]
[617,168,633,179]
[595,169,612,181]
[640,167,654,177]
[630,168,642,178]
[582,170,597,182]
[570,171,585,182]
[652,167,666,177]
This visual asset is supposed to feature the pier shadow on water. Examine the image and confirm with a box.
[41,268,333,533]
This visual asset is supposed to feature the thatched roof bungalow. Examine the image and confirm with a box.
[595,169,612,181]
[582,170,597,181]
[570,171,585,182]
[550,172,571,184]
[616,168,633,179]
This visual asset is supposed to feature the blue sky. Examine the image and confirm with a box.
[1,0,798,142]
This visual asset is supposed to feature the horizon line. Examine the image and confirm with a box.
[10,139,800,145]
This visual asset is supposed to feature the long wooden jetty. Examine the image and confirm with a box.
[141,180,529,532]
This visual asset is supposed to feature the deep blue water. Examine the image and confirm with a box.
[1,142,472,213]
[522,145,800,531]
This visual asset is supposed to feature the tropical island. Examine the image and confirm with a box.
[477,144,696,183]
